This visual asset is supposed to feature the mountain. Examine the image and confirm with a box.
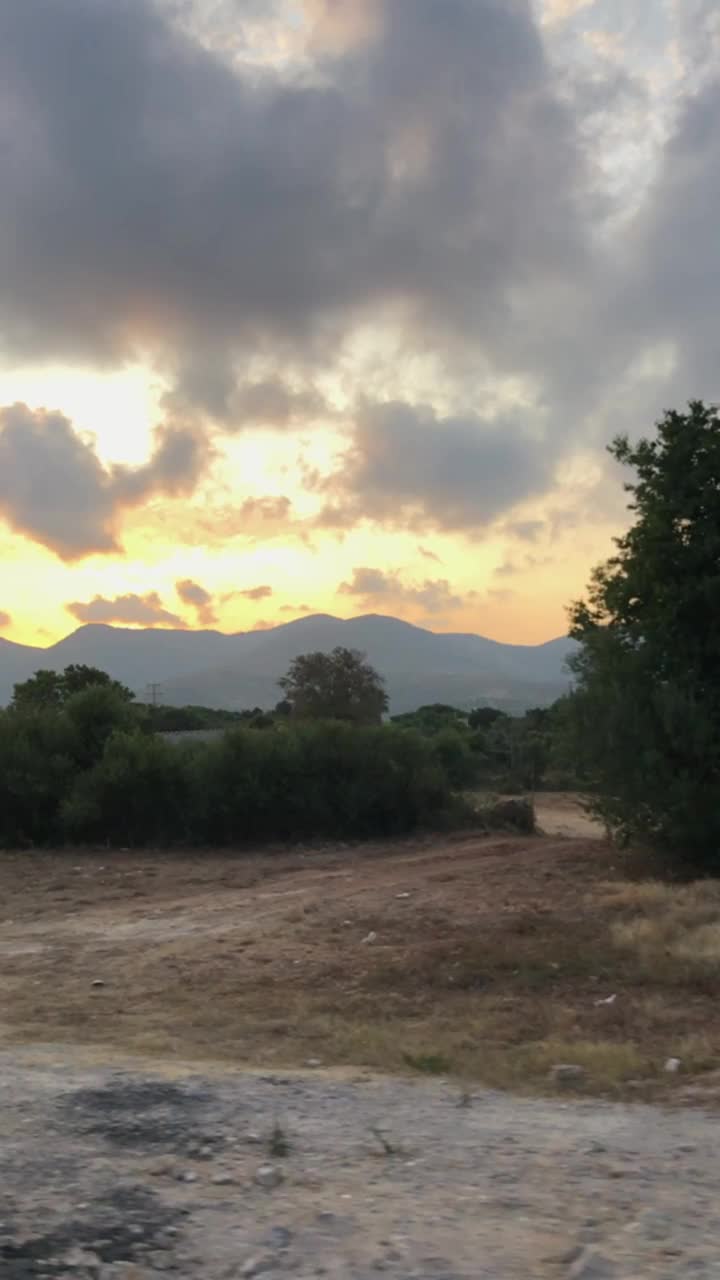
[0,614,577,713]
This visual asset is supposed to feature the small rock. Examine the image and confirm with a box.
[550,1064,586,1087]
[175,1169,198,1183]
[361,931,377,944]
[567,1247,617,1279]
[255,1163,284,1189]
[91,979,106,988]
[593,994,617,1006]
[268,1226,292,1249]
[211,1171,237,1185]
[395,892,411,899]
[63,1246,102,1268]
[305,1058,323,1068]
[99,1266,151,1280]
[198,1144,215,1158]
[146,1252,172,1271]
[246,1132,263,1144]
[665,1057,682,1073]
[241,1256,273,1277]
[633,1209,673,1241]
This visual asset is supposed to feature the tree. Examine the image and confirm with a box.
[278,647,388,724]
[569,401,720,864]
[13,664,133,709]
[468,706,505,730]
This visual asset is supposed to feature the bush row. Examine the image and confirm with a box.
[0,689,461,847]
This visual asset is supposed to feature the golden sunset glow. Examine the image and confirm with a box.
[0,0,712,651]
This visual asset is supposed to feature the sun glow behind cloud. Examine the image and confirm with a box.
[0,0,714,648]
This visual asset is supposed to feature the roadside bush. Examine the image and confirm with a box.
[431,728,478,789]
[0,702,464,848]
[63,731,189,846]
[185,721,454,845]
[0,707,77,845]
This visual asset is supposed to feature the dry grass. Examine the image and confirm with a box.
[1,824,720,1102]
[601,880,720,974]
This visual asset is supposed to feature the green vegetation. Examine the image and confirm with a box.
[391,700,582,793]
[0,632,578,849]
[12,663,134,709]
[569,401,720,870]
[278,645,389,724]
[0,664,457,847]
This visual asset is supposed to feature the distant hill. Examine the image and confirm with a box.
[0,614,577,714]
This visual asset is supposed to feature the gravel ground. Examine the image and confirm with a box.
[1,1047,719,1279]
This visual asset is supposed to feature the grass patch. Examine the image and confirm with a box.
[402,1051,452,1075]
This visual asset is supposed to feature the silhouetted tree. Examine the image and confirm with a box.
[569,401,720,865]
[278,647,388,725]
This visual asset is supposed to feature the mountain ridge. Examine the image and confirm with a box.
[0,614,576,713]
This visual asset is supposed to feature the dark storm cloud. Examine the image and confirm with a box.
[2,0,713,545]
[0,0,592,398]
[67,592,187,627]
[617,71,720,399]
[318,401,556,533]
[0,403,204,560]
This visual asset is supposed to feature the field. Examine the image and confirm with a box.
[2,795,719,1103]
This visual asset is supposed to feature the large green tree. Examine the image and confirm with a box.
[278,646,388,725]
[569,401,720,864]
[13,664,133,710]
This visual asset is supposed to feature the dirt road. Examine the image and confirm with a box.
[2,1044,720,1279]
[2,804,720,1276]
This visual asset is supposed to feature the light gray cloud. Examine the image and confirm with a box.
[339,565,467,615]
[176,578,218,625]
[0,403,204,559]
[67,592,187,628]
[318,401,557,533]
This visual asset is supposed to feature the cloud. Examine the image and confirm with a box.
[339,565,467,615]
[222,584,274,603]
[66,592,187,628]
[1,0,715,557]
[0,611,11,629]
[503,520,546,543]
[318,400,556,533]
[167,373,330,430]
[542,0,596,24]
[0,403,205,559]
[616,69,720,401]
[0,0,595,417]
[494,553,553,578]
[176,578,218,626]
[418,545,442,562]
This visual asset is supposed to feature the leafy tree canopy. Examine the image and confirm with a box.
[569,401,720,863]
[13,663,134,710]
[278,646,388,725]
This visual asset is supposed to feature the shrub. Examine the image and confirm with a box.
[0,707,77,845]
[63,731,189,845]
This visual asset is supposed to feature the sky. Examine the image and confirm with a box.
[0,0,718,646]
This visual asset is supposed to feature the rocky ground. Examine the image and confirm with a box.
[2,1045,720,1280]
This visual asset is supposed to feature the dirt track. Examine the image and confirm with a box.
[3,1045,720,1279]
[2,798,720,1276]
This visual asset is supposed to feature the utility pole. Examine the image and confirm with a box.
[145,682,163,708]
